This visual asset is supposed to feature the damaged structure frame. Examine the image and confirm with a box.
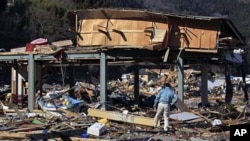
[0,9,248,112]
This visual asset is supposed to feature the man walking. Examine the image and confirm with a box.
[153,83,178,131]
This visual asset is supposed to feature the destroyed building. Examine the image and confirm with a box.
[0,9,249,140]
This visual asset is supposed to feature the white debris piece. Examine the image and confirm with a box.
[87,122,106,136]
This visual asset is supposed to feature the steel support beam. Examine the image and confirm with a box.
[0,54,29,60]
[177,57,184,101]
[0,53,100,61]
[28,54,35,111]
[0,52,103,111]
[34,53,100,60]
[100,52,107,109]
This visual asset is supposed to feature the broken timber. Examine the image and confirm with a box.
[58,108,82,118]
[88,108,160,127]
[175,98,190,112]
[0,132,26,139]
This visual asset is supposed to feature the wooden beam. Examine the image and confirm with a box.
[52,40,73,47]
[184,48,217,53]
[0,132,26,139]
[4,109,43,113]
[87,108,160,127]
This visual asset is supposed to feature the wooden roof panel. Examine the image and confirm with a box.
[72,9,246,48]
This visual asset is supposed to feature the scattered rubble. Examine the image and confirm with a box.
[0,69,249,141]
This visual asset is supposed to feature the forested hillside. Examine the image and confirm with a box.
[0,0,250,50]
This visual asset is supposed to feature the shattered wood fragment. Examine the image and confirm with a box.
[42,110,62,121]
[221,119,241,125]
[18,124,48,130]
[5,119,34,127]
[4,109,43,113]
[49,123,63,131]
[61,122,76,129]
[221,112,241,119]
[8,126,46,132]
[58,108,83,119]
[191,110,211,122]
[208,125,230,132]
[4,109,43,116]
[184,118,205,123]
[175,98,190,112]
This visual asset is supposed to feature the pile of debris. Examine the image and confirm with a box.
[0,99,249,140]
[0,70,249,141]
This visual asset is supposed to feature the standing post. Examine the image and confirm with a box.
[100,52,107,109]
[201,64,209,106]
[134,65,140,107]
[28,54,35,112]
[177,57,184,101]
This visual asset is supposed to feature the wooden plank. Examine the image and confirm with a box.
[8,126,45,132]
[6,119,34,127]
[4,109,43,113]
[80,29,148,34]
[0,132,26,139]
[52,40,73,47]
[88,108,160,127]
[191,110,211,122]
[78,19,167,48]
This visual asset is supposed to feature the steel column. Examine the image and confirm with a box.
[177,57,184,101]
[100,52,107,109]
[28,54,35,111]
